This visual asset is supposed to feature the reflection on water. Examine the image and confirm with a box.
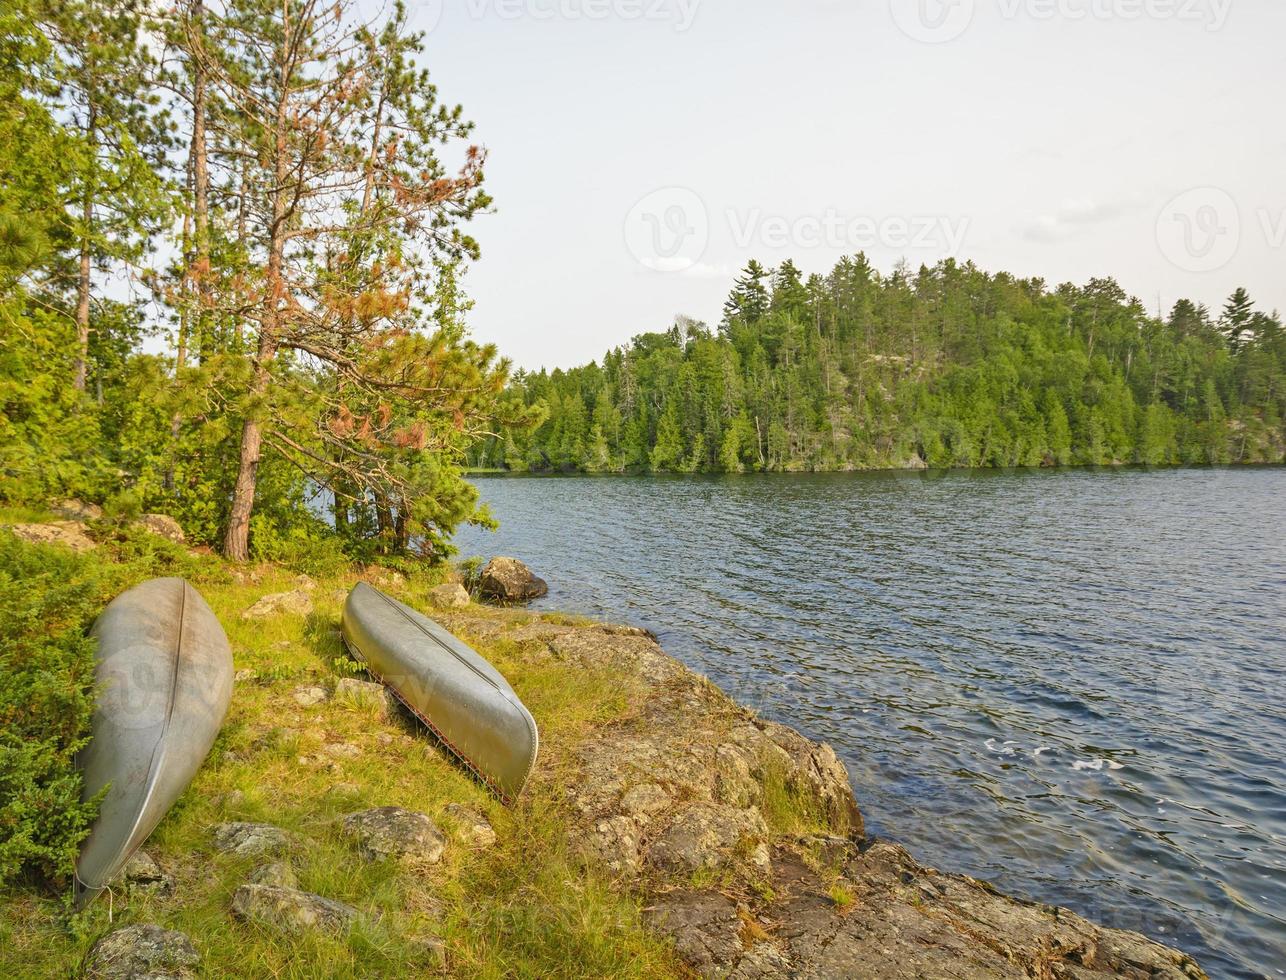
[453,467,1286,979]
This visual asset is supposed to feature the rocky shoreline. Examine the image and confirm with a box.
[8,534,1205,977]
[436,606,1207,980]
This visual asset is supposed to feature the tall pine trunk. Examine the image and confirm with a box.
[191,0,210,358]
[224,72,288,561]
[72,105,96,392]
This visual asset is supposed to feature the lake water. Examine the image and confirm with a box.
[453,467,1286,979]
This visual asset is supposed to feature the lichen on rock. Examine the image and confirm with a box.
[341,807,445,864]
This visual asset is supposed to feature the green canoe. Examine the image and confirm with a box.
[341,582,538,803]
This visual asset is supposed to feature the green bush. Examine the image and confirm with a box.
[0,522,228,891]
[248,512,351,577]
[0,533,104,888]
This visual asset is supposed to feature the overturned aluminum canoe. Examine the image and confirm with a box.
[74,578,233,907]
[341,582,538,803]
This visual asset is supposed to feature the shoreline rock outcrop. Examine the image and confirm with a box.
[438,607,1206,980]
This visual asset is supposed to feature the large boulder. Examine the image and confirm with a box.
[241,590,313,620]
[86,924,199,979]
[478,557,548,603]
[4,521,96,553]
[340,807,445,864]
[137,513,185,543]
[230,884,356,935]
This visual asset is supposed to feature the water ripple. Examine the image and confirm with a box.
[454,468,1286,980]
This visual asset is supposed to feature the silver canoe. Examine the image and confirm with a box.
[74,578,233,907]
[341,582,538,803]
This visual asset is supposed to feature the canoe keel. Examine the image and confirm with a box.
[341,583,538,804]
[74,578,233,907]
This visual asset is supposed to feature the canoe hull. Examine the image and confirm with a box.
[341,582,538,803]
[75,578,233,906]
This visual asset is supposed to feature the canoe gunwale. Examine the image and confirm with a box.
[341,631,534,806]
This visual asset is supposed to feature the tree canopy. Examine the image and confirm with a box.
[476,258,1285,473]
[1,0,521,564]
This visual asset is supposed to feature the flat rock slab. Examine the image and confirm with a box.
[212,822,296,857]
[86,924,199,979]
[341,807,445,864]
[230,884,356,935]
[5,521,96,553]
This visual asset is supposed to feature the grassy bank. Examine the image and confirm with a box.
[0,514,681,978]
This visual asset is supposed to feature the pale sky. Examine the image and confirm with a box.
[399,0,1286,369]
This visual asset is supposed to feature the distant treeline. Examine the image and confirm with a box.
[471,257,1285,473]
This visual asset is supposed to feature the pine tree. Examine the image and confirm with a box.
[721,259,770,326]
[201,0,494,559]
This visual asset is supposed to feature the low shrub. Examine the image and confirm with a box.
[0,533,104,888]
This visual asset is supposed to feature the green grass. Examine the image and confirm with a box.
[757,754,838,839]
[1,559,680,978]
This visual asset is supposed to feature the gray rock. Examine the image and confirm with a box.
[230,884,356,935]
[137,513,185,543]
[247,862,298,889]
[292,685,328,706]
[444,803,497,848]
[620,783,671,820]
[86,924,199,979]
[334,677,391,717]
[341,807,445,864]
[4,521,96,553]
[428,582,471,609]
[293,573,317,591]
[478,557,548,603]
[241,590,313,620]
[211,822,295,857]
[121,849,174,897]
[56,498,103,521]
[648,804,770,875]
[644,892,745,978]
[590,814,642,874]
[323,742,361,760]
[410,934,448,970]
